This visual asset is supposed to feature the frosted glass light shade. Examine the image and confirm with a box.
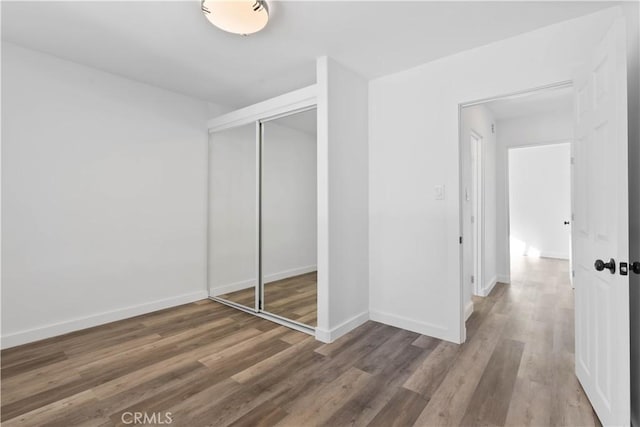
[201,0,269,36]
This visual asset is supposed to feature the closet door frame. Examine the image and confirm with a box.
[207,85,318,335]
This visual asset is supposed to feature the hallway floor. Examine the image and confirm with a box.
[0,257,599,426]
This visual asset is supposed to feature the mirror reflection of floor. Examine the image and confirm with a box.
[217,271,317,327]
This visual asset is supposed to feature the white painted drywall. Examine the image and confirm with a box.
[495,110,573,280]
[460,104,497,305]
[369,8,621,343]
[508,143,571,260]
[208,120,317,297]
[316,57,369,342]
[1,42,212,348]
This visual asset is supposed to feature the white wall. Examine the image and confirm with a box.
[316,57,369,342]
[369,7,620,343]
[460,105,497,307]
[496,109,573,279]
[208,121,317,297]
[1,42,212,348]
[508,143,571,260]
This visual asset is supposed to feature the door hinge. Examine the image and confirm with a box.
[471,275,475,284]
[572,270,575,278]
[459,236,463,244]
[570,157,575,165]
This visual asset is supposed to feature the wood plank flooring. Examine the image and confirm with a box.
[1,257,599,426]
[218,272,317,327]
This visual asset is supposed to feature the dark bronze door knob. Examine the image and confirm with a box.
[594,258,616,274]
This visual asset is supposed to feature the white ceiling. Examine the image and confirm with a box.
[484,85,573,120]
[1,1,616,109]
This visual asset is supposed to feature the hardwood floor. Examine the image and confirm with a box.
[0,257,599,426]
[218,272,317,327]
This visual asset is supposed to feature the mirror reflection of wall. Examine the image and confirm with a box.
[208,124,257,310]
[262,109,317,326]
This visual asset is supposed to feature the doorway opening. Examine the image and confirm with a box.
[458,81,584,414]
[507,142,572,285]
[460,83,574,320]
[456,18,630,426]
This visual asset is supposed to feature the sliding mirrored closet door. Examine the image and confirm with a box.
[208,123,258,311]
[208,106,317,332]
[261,108,317,327]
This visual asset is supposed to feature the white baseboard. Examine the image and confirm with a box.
[539,252,570,260]
[264,265,317,284]
[369,309,457,343]
[210,265,318,297]
[497,274,510,284]
[464,300,474,321]
[210,279,255,296]
[478,276,497,297]
[315,311,369,343]
[1,290,209,349]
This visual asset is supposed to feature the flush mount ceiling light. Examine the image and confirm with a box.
[201,0,269,36]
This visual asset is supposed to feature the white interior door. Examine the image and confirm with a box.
[573,17,630,426]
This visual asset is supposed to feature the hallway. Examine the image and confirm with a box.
[465,256,599,426]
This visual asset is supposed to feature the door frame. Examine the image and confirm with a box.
[207,85,319,336]
[505,140,573,269]
[457,80,573,342]
[470,131,484,296]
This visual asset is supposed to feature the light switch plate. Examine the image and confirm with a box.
[435,185,445,200]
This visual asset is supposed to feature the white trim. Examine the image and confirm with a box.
[497,274,511,284]
[1,290,209,349]
[315,311,369,343]
[210,279,255,297]
[502,140,512,289]
[505,138,574,150]
[369,309,454,343]
[256,120,262,311]
[461,81,572,107]
[464,301,474,321]
[477,275,498,297]
[264,265,317,283]
[470,131,484,297]
[207,85,317,132]
[315,57,330,334]
[539,252,570,260]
